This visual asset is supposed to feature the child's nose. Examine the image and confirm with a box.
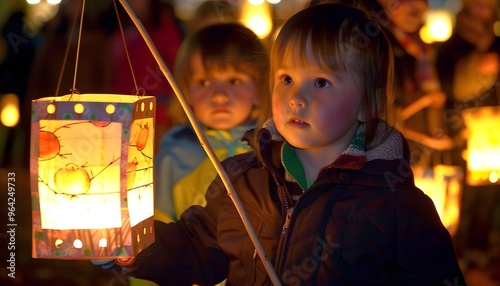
[211,88,230,104]
[289,88,306,108]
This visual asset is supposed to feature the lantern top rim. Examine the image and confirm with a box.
[32,94,155,104]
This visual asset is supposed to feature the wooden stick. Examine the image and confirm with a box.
[117,1,281,285]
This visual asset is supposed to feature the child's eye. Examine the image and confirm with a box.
[280,75,293,85]
[315,78,331,88]
[229,78,243,85]
[197,79,210,87]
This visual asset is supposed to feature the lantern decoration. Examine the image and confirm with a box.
[462,106,500,186]
[30,93,155,259]
[413,164,463,236]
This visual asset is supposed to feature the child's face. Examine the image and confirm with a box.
[464,0,498,21]
[377,0,428,33]
[188,53,259,130]
[272,63,362,151]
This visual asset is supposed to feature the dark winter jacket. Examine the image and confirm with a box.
[128,121,465,285]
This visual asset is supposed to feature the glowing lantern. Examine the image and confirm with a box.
[0,93,20,127]
[413,164,463,236]
[241,0,273,39]
[30,94,155,259]
[462,106,500,186]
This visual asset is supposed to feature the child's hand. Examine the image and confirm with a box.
[91,257,135,270]
[115,257,135,266]
[424,91,446,109]
[91,259,116,269]
[477,52,499,75]
[423,134,454,151]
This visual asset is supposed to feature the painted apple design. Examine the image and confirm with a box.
[54,163,91,195]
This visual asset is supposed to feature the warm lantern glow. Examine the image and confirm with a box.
[413,164,463,236]
[0,93,20,127]
[241,0,273,39]
[31,94,155,259]
[420,10,453,44]
[462,106,500,186]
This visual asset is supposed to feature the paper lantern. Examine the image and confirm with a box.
[462,106,500,186]
[413,164,463,236]
[30,94,155,259]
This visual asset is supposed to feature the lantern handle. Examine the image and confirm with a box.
[117,1,282,285]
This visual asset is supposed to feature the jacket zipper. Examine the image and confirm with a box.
[282,211,292,236]
[272,172,296,277]
[281,182,293,236]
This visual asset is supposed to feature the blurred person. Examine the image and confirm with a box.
[436,0,500,279]
[370,0,453,164]
[155,22,270,223]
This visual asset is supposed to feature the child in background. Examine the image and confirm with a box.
[437,0,500,278]
[369,0,453,163]
[154,22,270,223]
[103,4,464,284]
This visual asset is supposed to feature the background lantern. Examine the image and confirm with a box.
[30,93,155,259]
[462,106,500,186]
[413,164,464,237]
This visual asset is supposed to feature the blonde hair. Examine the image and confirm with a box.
[270,3,394,143]
[169,23,270,126]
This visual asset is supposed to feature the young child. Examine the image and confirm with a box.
[106,4,464,284]
[154,22,270,223]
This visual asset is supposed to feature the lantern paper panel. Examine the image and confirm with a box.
[462,106,500,186]
[30,94,155,259]
[413,164,463,237]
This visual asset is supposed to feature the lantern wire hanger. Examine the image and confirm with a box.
[56,0,144,100]
[54,0,82,99]
[112,0,142,96]
[69,0,85,99]
[115,0,281,285]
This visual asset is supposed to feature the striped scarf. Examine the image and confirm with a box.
[392,27,441,93]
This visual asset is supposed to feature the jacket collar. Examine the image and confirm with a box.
[243,119,412,186]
